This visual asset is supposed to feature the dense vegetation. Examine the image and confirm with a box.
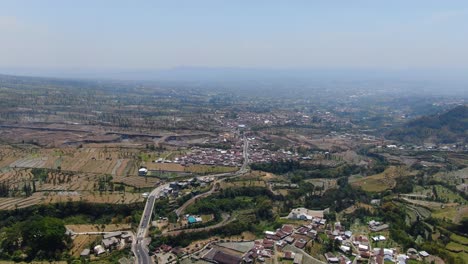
[250,160,361,180]
[0,216,68,261]
[0,202,144,262]
[151,187,277,249]
[387,105,467,144]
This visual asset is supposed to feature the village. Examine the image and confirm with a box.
[147,207,434,264]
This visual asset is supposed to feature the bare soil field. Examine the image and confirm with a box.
[146,163,186,172]
[342,202,376,214]
[0,190,144,210]
[185,165,237,174]
[69,235,98,257]
[113,175,160,188]
[52,192,144,204]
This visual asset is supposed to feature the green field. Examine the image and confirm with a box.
[446,242,466,253]
[451,234,468,246]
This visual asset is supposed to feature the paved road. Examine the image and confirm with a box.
[132,136,249,264]
[133,183,169,264]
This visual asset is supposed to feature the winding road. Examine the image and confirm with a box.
[132,136,249,264]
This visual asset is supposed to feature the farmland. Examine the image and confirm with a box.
[349,166,411,192]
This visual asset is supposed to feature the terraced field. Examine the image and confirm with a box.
[349,166,411,192]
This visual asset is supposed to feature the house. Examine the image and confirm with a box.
[102,237,119,249]
[80,248,90,258]
[372,235,386,241]
[285,236,295,244]
[275,240,287,248]
[275,229,288,239]
[325,253,339,263]
[94,245,105,255]
[288,207,325,220]
[281,225,294,235]
[262,239,274,249]
[396,254,408,264]
[294,238,307,249]
[344,231,352,238]
[371,224,389,232]
[138,167,148,176]
[407,248,418,259]
[121,232,132,243]
[419,251,430,258]
[358,244,369,251]
[340,245,350,253]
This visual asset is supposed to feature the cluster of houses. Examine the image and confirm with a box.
[177,147,244,167]
[157,213,433,264]
[381,143,467,152]
[282,251,303,264]
[248,145,302,163]
[153,177,214,198]
[80,231,132,258]
[368,220,389,232]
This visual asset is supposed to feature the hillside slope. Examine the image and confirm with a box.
[387,105,467,144]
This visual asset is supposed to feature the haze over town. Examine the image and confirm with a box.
[0,1,467,264]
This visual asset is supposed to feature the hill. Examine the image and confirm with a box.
[387,105,467,144]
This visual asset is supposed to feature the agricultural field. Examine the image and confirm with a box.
[341,202,375,215]
[349,166,411,192]
[0,191,144,210]
[0,144,143,176]
[69,234,98,257]
[184,165,238,174]
[431,205,468,224]
[410,184,466,204]
[305,178,337,192]
[220,179,267,189]
[66,224,132,233]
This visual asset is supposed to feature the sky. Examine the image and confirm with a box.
[1,1,468,75]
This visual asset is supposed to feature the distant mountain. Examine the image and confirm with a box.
[387,105,467,144]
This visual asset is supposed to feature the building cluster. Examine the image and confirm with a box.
[158,213,434,264]
[368,220,389,232]
[178,147,244,167]
[158,177,214,198]
[248,145,301,163]
[80,231,132,258]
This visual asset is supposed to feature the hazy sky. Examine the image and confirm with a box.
[1,1,468,71]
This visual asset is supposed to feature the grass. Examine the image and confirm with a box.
[434,185,466,203]
[201,214,213,222]
[349,166,407,192]
[431,207,458,222]
[220,180,266,189]
[446,242,466,253]
[454,252,468,264]
[451,233,468,245]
